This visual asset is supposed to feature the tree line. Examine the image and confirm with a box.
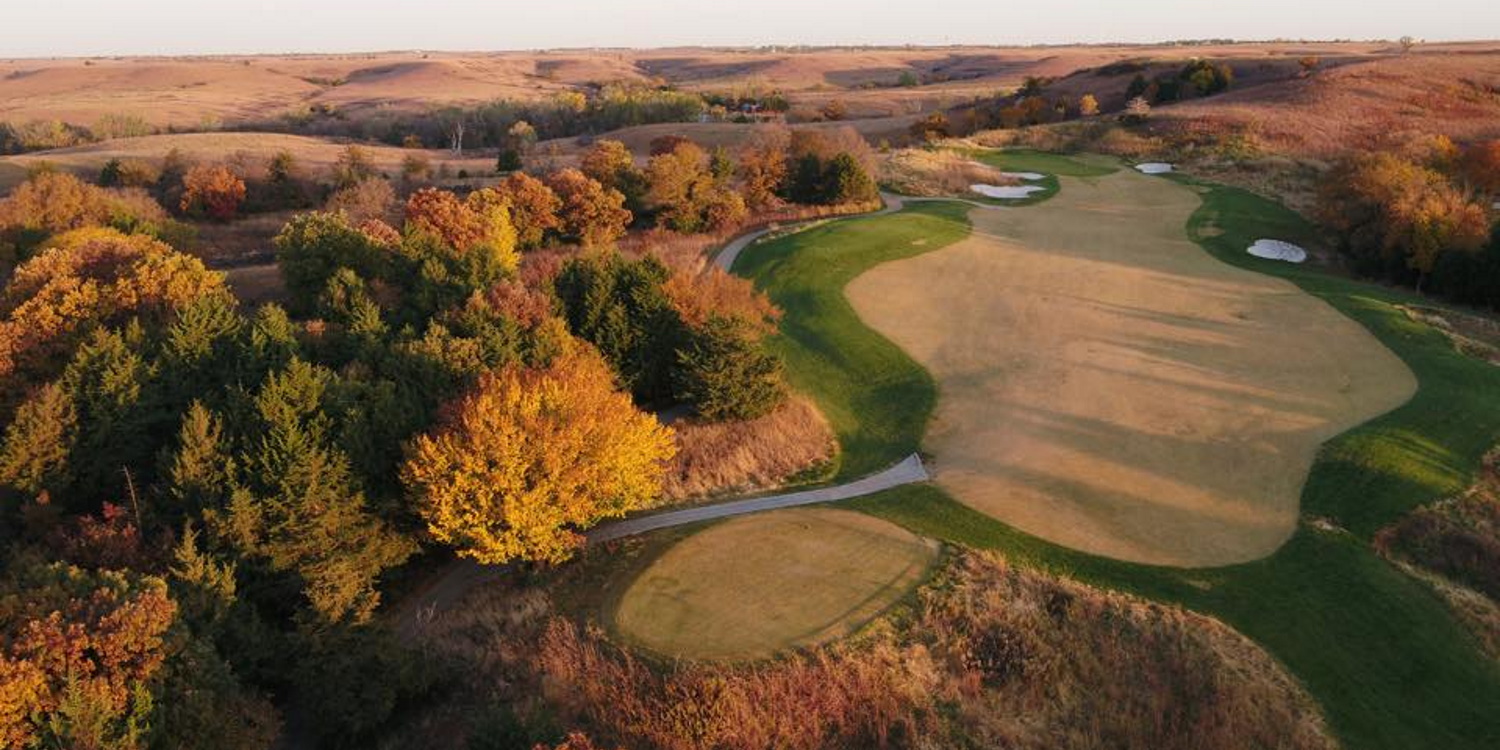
[0,123,878,748]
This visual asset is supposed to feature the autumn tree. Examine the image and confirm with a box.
[646,141,724,233]
[1079,94,1100,117]
[0,172,171,260]
[1319,152,1491,291]
[325,178,396,224]
[495,171,562,249]
[580,139,637,188]
[0,563,176,749]
[180,164,247,221]
[1460,139,1500,194]
[273,212,389,313]
[402,350,675,564]
[738,125,791,210]
[546,168,633,246]
[0,228,229,398]
[676,315,786,421]
[405,187,513,253]
[579,139,648,213]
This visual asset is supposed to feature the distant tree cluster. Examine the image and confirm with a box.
[1319,137,1499,300]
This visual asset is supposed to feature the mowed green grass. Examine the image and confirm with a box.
[962,148,1118,205]
[733,202,971,480]
[742,182,1500,749]
[612,508,939,660]
[970,148,1120,177]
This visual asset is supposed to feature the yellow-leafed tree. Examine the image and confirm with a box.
[402,349,675,564]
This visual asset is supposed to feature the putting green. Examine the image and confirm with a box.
[613,507,938,660]
[847,171,1418,567]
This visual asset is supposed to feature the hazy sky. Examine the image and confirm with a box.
[5,1,1497,57]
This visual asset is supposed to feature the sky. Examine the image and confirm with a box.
[5,1,1497,57]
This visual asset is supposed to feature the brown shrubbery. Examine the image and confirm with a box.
[1377,449,1500,655]
[534,552,1334,750]
[881,148,1015,197]
[661,396,835,501]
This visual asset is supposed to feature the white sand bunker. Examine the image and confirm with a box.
[972,183,1047,199]
[1248,239,1308,264]
[1135,162,1174,174]
[1001,171,1048,181]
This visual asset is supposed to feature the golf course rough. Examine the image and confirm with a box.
[847,170,1418,567]
[612,507,938,660]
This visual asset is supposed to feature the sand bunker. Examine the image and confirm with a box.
[1249,239,1308,264]
[972,183,1047,199]
[1001,171,1048,181]
[1135,162,1174,174]
[848,172,1416,567]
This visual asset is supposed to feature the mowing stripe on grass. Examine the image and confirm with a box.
[744,178,1500,749]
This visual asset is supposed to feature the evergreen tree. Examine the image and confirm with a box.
[675,316,786,421]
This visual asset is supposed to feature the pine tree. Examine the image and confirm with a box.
[675,316,786,421]
[163,402,236,517]
[0,382,76,495]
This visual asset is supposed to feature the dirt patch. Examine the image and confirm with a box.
[848,170,1416,566]
[612,507,938,660]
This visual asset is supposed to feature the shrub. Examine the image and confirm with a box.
[663,396,834,500]
[326,178,397,224]
[180,164,247,221]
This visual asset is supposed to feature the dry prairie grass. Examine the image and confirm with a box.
[536,550,1334,750]
[1377,449,1500,657]
[661,396,835,502]
[1157,53,1500,159]
[881,148,1014,196]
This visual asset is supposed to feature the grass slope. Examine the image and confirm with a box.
[733,202,971,480]
[742,184,1500,748]
[963,148,1118,205]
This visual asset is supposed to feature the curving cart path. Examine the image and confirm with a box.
[393,454,927,637]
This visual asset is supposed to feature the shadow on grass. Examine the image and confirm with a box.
[747,178,1500,749]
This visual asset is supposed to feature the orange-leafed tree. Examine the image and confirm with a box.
[495,172,562,250]
[402,349,675,564]
[1461,139,1500,194]
[0,227,230,395]
[738,125,791,210]
[404,187,517,253]
[579,139,637,190]
[1319,152,1491,290]
[180,164,247,221]
[0,564,176,749]
[546,168,633,247]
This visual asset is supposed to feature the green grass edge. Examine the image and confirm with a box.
[739,176,1500,749]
